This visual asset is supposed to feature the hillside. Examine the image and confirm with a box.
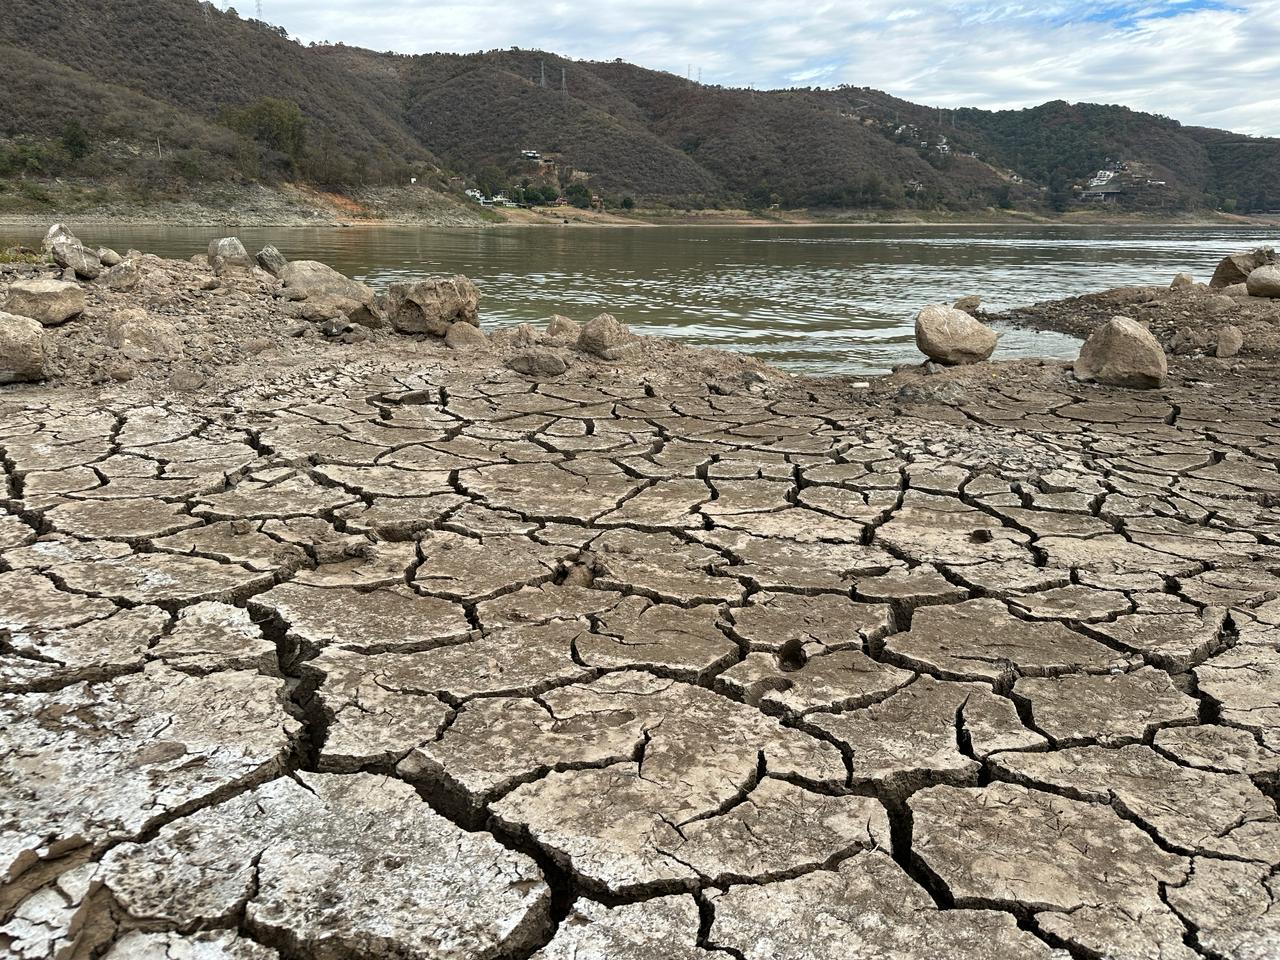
[1,0,1277,217]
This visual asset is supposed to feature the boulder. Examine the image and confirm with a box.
[51,240,102,280]
[169,365,209,392]
[1246,265,1280,299]
[953,295,982,313]
[0,312,47,383]
[1075,316,1167,389]
[97,247,123,267]
[382,276,480,336]
[444,320,488,350]
[577,313,634,360]
[107,310,183,362]
[508,348,568,378]
[546,314,581,339]
[102,261,141,292]
[1216,325,1243,359]
[1211,248,1276,288]
[292,293,372,324]
[512,323,539,347]
[280,260,375,309]
[1222,283,1251,298]
[3,278,85,327]
[207,237,254,276]
[256,245,288,276]
[41,223,78,253]
[914,305,997,366]
[1170,272,1194,290]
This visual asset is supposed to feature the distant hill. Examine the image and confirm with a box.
[1,0,1277,215]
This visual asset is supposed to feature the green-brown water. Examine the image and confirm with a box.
[3,223,1273,374]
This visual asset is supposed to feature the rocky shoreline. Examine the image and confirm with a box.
[2,230,1280,960]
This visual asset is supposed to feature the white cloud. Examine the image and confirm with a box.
[257,0,1280,134]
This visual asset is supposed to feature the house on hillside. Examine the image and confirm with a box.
[1082,182,1126,202]
[521,149,542,161]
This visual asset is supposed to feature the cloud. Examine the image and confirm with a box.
[256,0,1280,134]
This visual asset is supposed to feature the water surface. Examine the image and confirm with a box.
[4,224,1273,375]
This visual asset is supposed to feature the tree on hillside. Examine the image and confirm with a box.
[60,120,91,161]
[219,97,307,171]
[476,165,505,198]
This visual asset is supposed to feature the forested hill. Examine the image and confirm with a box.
[1,0,1277,215]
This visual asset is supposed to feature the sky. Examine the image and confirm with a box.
[252,0,1280,135]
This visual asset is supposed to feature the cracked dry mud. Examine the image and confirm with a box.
[2,334,1280,960]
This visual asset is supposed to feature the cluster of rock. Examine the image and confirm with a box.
[913,246,1280,391]
[913,296,1167,389]
[0,229,676,387]
[199,236,648,378]
[1210,246,1279,297]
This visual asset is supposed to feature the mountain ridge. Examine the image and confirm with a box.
[1,0,1276,216]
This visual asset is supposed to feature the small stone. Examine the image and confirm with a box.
[168,366,209,392]
[1170,272,1194,289]
[1216,324,1244,358]
[1074,316,1167,388]
[3,278,85,327]
[953,295,982,313]
[96,247,123,267]
[508,348,567,377]
[206,237,253,275]
[101,261,141,291]
[445,320,488,349]
[50,240,101,280]
[106,310,182,361]
[256,245,288,276]
[0,312,47,383]
[1246,264,1280,298]
[546,314,581,339]
[41,223,78,253]
[914,304,997,365]
[577,313,633,359]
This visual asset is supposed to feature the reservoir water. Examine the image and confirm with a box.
[3,223,1273,375]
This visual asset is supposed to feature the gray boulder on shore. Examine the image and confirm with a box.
[1075,316,1167,389]
[381,276,480,336]
[546,314,581,339]
[1210,248,1276,289]
[41,223,78,253]
[508,348,568,378]
[444,320,488,350]
[51,240,102,281]
[256,245,288,277]
[1217,325,1244,359]
[1245,265,1280,299]
[0,311,47,383]
[914,305,997,366]
[207,237,254,276]
[3,278,85,327]
[577,313,634,360]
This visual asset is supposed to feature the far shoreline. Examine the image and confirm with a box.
[1,212,1276,232]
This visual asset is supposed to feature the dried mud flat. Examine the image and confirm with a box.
[3,260,1280,960]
